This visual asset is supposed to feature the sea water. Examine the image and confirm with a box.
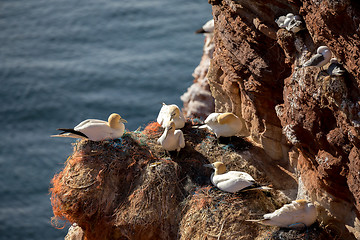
[0,0,212,239]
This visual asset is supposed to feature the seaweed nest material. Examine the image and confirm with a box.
[51,121,332,240]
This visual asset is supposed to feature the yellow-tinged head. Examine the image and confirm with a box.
[165,121,176,132]
[206,162,227,175]
[217,112,238,125]
[108,113,127,129]
[295,199,308,205]
[169,105,180,119]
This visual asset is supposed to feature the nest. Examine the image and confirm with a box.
[179,186,275,239]
[52,121,332,240]
[114,159,181,239]
[50,133,159,240]
[267,224,333,240]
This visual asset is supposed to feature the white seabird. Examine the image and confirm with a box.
[286,15,305,33]
[276,13,304,33]
[195,19,214,34]
[302,46,332,69]
[247,199,317,228]
[276,13,294,28]
[157,121,185,153]
[197,112,248,138]
[196,19,215,54]
[157,103,185,129]
[51,113,127,141]
[204,162,271,193]
[327,58,346,76]
[283,13,294,28]
[275,15,287,28]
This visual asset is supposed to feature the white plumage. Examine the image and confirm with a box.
[157,103,185,129]
[157,121,185,152]
[283,13,294,27]
[247,199,317,228]
[204,162,269,193]
[198,112,248,138]
[302,46,332,69]
[276,13,304,33]
[51,113,127,141]
[195,19,214,34]
[327,58,346,76]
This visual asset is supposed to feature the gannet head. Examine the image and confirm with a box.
[317,46,329,54]
[217,112,238,125]
[165,121,176,133]
[286,13,295,18]
[294,199,310,207]
[169,106,180,120]
[204,161,227,175]
[108,113,127,129]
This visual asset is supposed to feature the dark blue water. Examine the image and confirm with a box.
[0,1,212,239]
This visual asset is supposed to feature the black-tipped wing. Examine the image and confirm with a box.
[57,128,89,138]
[195,28,206,34]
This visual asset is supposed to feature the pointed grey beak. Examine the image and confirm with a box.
[203,163,214,168]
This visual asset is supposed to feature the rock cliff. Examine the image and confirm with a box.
[181,24,215,119]
[205,0,360,239]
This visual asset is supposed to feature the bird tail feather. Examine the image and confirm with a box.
[245,219,263,223]
[242,186,272,192]
[51,133,86,139]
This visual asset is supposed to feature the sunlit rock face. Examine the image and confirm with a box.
[181,25,215,119]
[207,0,360,239]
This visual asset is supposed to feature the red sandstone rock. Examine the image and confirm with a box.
[206,0,360,238]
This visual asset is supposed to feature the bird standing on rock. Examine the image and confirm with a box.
[246,199,317,228]
[157,121,185,154]
[302,46,332,69]
[204,162,271,193]
[196,112,248,138]
[51,113,127,141]
[157,103,185,129]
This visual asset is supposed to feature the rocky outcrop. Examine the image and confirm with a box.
[207,0,360,239]
[181,25,215,119]
[54,123,330,240]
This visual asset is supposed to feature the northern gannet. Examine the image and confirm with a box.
[157,103,185,129]
[247,199,317,228]
[195,19,214,34]
[204,162,271,193]
[157,121,185,153]
[51,113,127,141]
[197,112,248,138]
[302,46,331,69]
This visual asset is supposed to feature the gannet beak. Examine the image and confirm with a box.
[120,118,127,123]
[203,163,214,168]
